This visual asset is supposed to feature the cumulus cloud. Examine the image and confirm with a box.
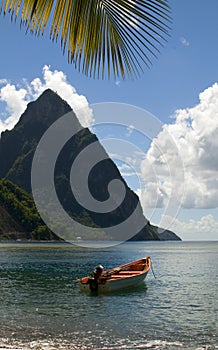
[0,84,27,131]
[0,79,8,85]
[0,65,94,134]
[138,83,218,210]
[160,214,218,241]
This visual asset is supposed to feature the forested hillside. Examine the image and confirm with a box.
[0,179,59,241]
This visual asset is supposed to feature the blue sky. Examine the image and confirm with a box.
[0,0,218,241]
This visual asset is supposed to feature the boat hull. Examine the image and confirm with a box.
[78,256,151,293]
[79,270,149,293]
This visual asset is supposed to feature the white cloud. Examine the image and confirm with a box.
[180,36,190,47]
[117,162,139,178]
[138,83,218,210]
[0,79,8,86]
[126,124,134,136]
[0,65,94,134]
[159,214,218,241]
[0,84,27,131]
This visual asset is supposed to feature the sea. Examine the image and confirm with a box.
[0,241,217,350]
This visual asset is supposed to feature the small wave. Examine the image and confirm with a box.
[1,339,218,350]
[0,338,184,350]
[0,348,22,350]
[195,347,218,350]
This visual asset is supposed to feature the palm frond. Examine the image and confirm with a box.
[0,0,171,79]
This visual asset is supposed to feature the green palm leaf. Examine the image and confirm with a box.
[1,0,171,79]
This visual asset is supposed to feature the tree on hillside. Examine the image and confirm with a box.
[1,0,171,79]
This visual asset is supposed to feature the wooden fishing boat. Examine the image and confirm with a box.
[77,256,151,293]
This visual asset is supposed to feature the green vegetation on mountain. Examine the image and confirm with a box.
[0,179,58,241]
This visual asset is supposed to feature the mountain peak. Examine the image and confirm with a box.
[0,88,78,190]
[19,88,74,127]
[32,88,67,105]
[0,90,181,242]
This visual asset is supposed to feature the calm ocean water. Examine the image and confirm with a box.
[0,241,217,350]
